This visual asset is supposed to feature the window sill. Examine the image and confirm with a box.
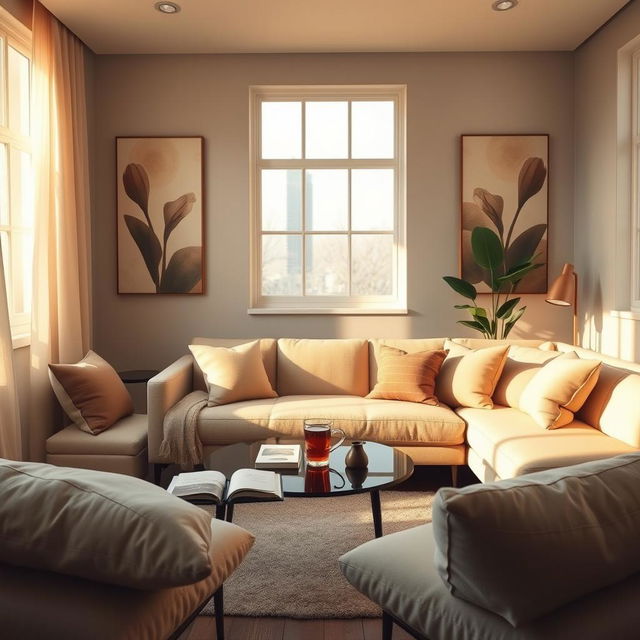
[611,309,640,321]
[248,307,408,316]
[12,333,30,349]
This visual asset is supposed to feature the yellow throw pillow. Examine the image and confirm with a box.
[435,341,510,409]
[519,352,602,429]
[367,346,447,405]
[493,346,561,408]
[189,340,278,406]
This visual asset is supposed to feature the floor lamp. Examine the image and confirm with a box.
[546,263,578,345]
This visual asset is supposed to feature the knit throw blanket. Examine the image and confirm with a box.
[159,390,208,466]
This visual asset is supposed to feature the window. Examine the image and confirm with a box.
[249,85,406,314]
[0,12,32,342]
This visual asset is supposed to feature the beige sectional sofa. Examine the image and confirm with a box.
[148,337,640,482]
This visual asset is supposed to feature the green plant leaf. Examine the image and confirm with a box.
[461,230,486,284]
[474,314,492,333]
[473,188,504,238]
[505,224,547,270]
[496,297,521,319]
[517,158,547,209]
[503,307,527,338]
[163,192,197,243]
[124,214,161,287]
[123,164,150,217]
[457,320,489,336]
[497,262,543,285]
[470,307,488,318]
[454,304,474,309]
[471,227,504,270]
[159,246,202,293]
[443,276,477,300]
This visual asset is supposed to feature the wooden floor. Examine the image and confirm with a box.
[175,465,478,640]
[179,616,415,640]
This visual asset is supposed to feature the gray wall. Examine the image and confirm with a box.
[574,1,640,361]
[92,52,575,370]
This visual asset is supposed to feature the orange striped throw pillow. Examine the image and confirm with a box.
[366,346,447,404]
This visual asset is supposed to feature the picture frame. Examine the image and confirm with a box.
[116,136,205,294]
[460,134,549,294]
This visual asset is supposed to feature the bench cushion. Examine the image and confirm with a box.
[432,454,640,626]
[46,413,148,456]
[339,523,640,640]
[197,395,465,446]
[460,406,635,479]
[0,460,213,589]
[0,519,254,640]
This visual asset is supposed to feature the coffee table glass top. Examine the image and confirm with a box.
[204,440,414,497]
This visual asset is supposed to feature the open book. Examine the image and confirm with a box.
[167,469,283,504]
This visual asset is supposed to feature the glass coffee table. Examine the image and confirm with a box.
[204,440,414,538]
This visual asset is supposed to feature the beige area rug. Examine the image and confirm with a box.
[202,491,434,619]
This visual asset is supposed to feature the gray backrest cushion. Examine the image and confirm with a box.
[0,459,213,590]
[432,453,640,627]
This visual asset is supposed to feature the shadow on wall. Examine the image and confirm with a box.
[582,270,603,353]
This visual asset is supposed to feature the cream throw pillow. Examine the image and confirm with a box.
[493,345,561,408]
[519,351,602,429]
[189,340,278,406]
[435,341,509,409]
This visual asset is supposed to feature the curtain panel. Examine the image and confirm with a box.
[29,1,92,461]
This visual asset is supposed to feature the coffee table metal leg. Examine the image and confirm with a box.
[370,490,383,538]
[225,503,235,523]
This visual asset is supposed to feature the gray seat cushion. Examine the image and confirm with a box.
[339,523,640,639]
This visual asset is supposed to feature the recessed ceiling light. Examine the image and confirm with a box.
[155,2,181,14]
[492,0,518,11]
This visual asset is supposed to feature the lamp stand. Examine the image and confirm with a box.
[572,271,578,346]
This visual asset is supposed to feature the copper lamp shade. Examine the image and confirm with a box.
[546,263,577,343]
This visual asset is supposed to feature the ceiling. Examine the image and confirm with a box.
[40,0,631,55]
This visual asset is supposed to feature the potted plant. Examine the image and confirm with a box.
[443,157,547,339]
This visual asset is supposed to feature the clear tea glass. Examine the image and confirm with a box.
[304,419,346,467]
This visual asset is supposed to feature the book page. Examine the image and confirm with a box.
[171,470,226,501]
[227,468,282,500]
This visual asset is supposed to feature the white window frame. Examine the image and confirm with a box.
[248,85,407,314]
[0,6,31,346]
[632,51,640,312]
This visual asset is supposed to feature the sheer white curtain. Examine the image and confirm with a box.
[29,2,91,461]
[0,243,22,460]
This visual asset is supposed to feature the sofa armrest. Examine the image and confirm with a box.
[147,355,195,463]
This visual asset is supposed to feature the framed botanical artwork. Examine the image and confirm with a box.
[460,134,549,294]
[116,136,204,294]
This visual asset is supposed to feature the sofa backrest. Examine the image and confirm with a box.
[450,338,556,350]
[276,339,369,396]
[368,338,448,390]
[190,338,278,392]
[555,342,640,448]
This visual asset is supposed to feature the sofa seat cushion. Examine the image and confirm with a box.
[46,413,148,456]
[0,518,254,640]
[459,406,635,479]
[339,523,640,640]
[197,395,466,446]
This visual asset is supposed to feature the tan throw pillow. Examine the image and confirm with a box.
[519,352,602,429]
[493,346,561,408]
[48,351,133,435]
[435,341,509,409]
[366,346,447,405]
[189,340,278,406]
